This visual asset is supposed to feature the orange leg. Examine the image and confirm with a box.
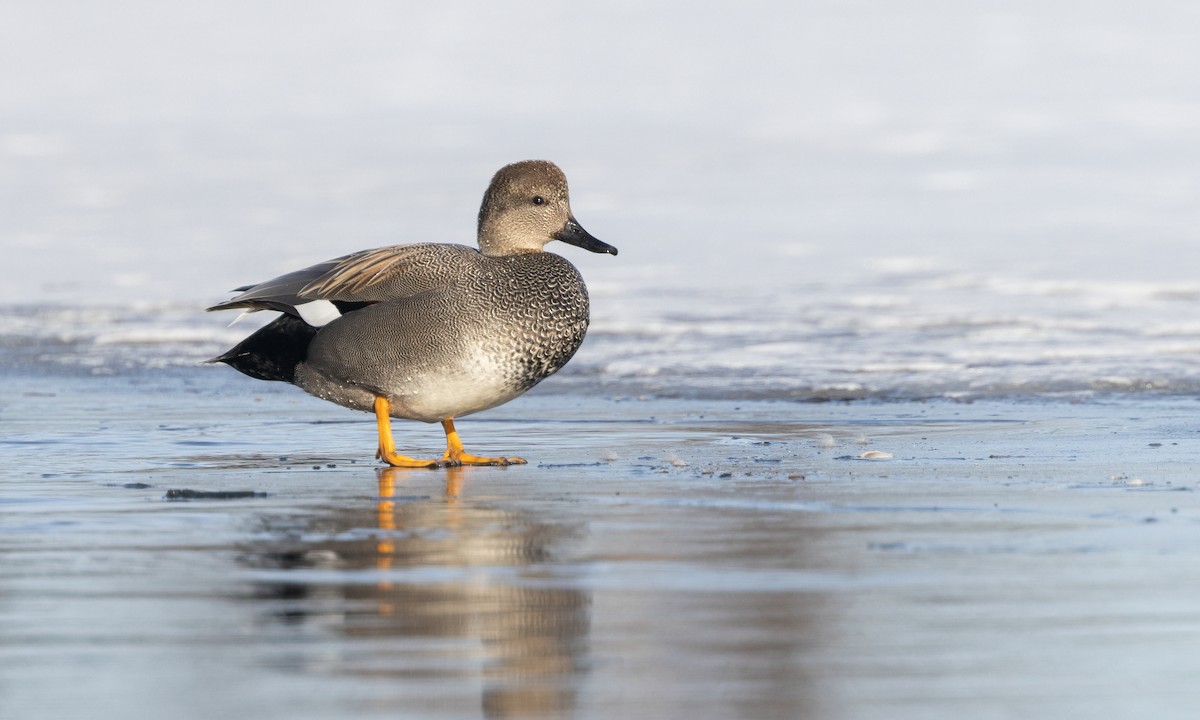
[373,396,439,468]
[439,418,527,466]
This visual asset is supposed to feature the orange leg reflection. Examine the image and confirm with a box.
[375,470,398,605]
[374,466,466,608]
[364,465,585,716]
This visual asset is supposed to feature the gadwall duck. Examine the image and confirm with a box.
[208,160,617,467]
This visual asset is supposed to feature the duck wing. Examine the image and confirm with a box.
[207,244,481,325]
[300,243,480,300]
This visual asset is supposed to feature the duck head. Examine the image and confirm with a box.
[476,160,618,257]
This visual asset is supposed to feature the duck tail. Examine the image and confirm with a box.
[206,313,317,384]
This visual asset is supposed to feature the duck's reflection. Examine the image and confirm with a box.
[242,467,590,718]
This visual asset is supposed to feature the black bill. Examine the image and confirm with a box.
[554,217,618,255]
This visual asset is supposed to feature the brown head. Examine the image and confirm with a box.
[476,160,618,257]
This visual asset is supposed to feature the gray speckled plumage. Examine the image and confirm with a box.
[207,161,617,459]
[293,249,593,422]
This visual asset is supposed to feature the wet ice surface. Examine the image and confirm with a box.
[5,371,1200,719]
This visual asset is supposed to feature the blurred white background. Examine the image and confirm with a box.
[4,0,1200,304]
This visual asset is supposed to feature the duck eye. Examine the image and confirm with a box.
[532,195,545,205]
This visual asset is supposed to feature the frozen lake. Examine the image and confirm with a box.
[4,2,1200,718]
